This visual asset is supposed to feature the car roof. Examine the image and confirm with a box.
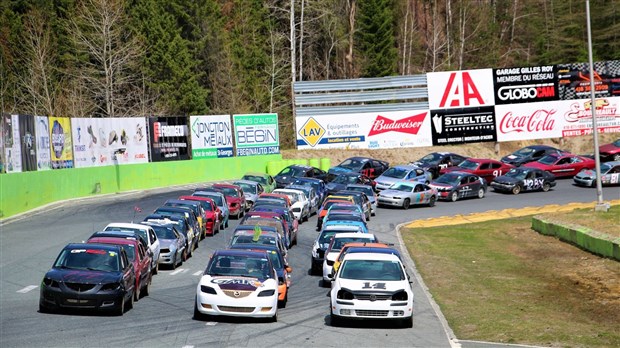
[345,184,372,189]
[230,243,281,253]
[342,252,400,262]
[332,232,372,239]
[105,222,152,231]
[213,249,269,258]
[390,165,421,171]
[244,172,269,177]
[234,180,259,185]
[234,225,278,233]
[87,236,138,246]
[65,242,120,252]
[165,199,200,207]
[346,246,401,256]
[212,183,239,188]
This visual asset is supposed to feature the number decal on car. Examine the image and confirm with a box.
[361,282,386,289]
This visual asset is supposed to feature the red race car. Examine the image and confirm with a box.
[440,158,514,184]
[599,139,620,162]
[178,195,221,236]
[523,153,595,178]
[212,183,247,219]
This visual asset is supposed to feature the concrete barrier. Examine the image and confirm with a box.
[532,216,620,261]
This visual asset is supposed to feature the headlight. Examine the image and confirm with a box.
[392,290,408,301]
[258,289,276,297]
[336,289,354,300]
[101,282,121,291]
[200,285,217,294]
[42,277,59,288]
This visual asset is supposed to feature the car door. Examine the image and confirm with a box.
[137,243,150,287]
[457,176,472,198]
[120,249,135,295]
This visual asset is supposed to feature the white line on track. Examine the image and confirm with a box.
[193,271,202,276]
[205,322,217,326]
[181,345,194,348]
[170,268,188,275]
[17,285,38,293]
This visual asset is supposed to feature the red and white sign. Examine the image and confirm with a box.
[367,112,426,136]
[427,69,495,110]
[494,100,572,142]
[562,97,620,136]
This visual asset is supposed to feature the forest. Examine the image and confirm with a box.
[1,0,619,148]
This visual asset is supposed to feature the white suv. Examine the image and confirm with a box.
[104,222,161,274]
[329,252,413,328]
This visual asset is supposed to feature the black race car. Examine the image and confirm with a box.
[328,157,389,180]
[500,145,566,167]
[490,167,556,194]
[39,243,136,315]
[325,172,375,196]
[410,152,468,179]
[430,171,487,202]
[274,165,328,188]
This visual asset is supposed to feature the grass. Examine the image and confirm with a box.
[402,208,620,348]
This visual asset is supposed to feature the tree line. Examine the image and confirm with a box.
[1,0,618,149]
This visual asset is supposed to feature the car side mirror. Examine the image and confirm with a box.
[328,273,334,280]
[285,266,293,273]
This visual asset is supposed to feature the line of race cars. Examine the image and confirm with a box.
[38,139,619,326]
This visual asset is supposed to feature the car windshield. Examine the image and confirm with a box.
[326,214,363,222]
[505,169,528,180]
[332,175,358,184]
[231,234,277,246]
[104,226,147,243]
[435,173,461,185]
[206,255,272,279]
[194,193,223,206]
[152,225,177,240]
[264,250,283,269]
[54,248,120,272]
[236,183,256,194]
[340,260,404,281]
[600,163,613,173]
[338,159,363,171]
[389,183,414,192]
[332,237,375,252]
[537,155,558,165]
[346,186,373,196]
[457,159,480,170]
[218,187,237,197]
[243,175,267,185]
[418,153,442,163]
[279,167,305,176]
[613,139,620,147]
[514,147,536,156]
[319,231,337,245]
[197,200,213,211]
[276,191,299,203]
[382,167,408,179]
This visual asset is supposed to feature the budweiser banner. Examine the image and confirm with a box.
[189,115,234,158]
[561,97,620,136]
[430,106,497,145]
[71,117,149,167]
[493,65,558,104]
[148,116,190,161]
[427,69,495,110]
[494,100,572,142]
[557,60,620,100]
[295,110,433,150]
[35,116,51,170]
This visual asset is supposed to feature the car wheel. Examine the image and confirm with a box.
[614,153,620,161]
[402,198,410,210]
[402,315,413,328]
[141,274,151,298]
[188,244,193,258]
[193,298,205,321]
[450,191,458,202]
[477,188,485,199]
[542,182,551,192]
[126,290,134,310]
[134,283,140,302]
[153,260,159,275]
[512,185,521,195]
[428,196,436,207]
[330,307,342,327]
[182,248,188,262]
[171,255,177,269]
[270,311,278,323]
[278,292,288,309]
[115,296,125,316]
[39,303,52,314]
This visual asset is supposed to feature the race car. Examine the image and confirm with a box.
[329,252,414,328]
[322,233,379,287]
[232,180,264,208]
[242,172,277,193]
[325,172,375,196]
[409,152,468,179]
[491,167,557,194]
[377,181,437,209]
[374,165,432,191]
[274,165,328,188]
[598,139,620,162]
[523,153,595,178]
[194,249,279,322]
[440,158,514,184]
[500,145,566,167]
[430,172,487,202]
[212,183,247,218]
[573,161,620,187]
[178,195,221,236]
[103,223,161,274]
[328,157,389,180]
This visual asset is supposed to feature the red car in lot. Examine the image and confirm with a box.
[599,139,620,162]
[212,183,247,219]
[87,237,152,302]
[440,158,514,183]
[523,153,595,178]
[178,195,221,236]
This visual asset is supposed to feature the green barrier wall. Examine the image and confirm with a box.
[0,154,281,219]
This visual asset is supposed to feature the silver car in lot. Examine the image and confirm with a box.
[377,181,438,209]
[573,161,620,187]
[374,165,432,191]
[233,180,264,208]
[345,184,377,216]
[140,221,186,269]
[286,184,320,215]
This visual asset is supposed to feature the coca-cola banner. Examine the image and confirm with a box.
[148,116,190,161]
[35,116,51,171]
[561,97,620,137]
[493,65,558,105]
[430,106,497,145]
[557,60,620,100]
[427,69,495,110]
[295,111,433,150]
[494,100,571,142]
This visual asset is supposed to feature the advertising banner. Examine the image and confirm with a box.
[427,69,495,110]
[148,116,190,161]
[295,110,433,150]
[493,65,558,104]
[494,100,574,142]
[2,114,22,173]
[429,106,497,145]
[233,113,280,156]
[18,115,37,171]
[71,117,149,167]
[49,116,74,169]
[561,97,620,136]
[189,115,234,159]
[35,116,51,171]
[557,60,620,100]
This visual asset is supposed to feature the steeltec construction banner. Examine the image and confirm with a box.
[1,114,22,173]
[35,116,51,171]
[18,115,37,172]
[49,117,74,169]
[557,60,620,100]
[233,113,280,156]
[189,115,234,159]
[493,65,558,104]
[295,110,433,150]
[430,106,497,145]
[148,116,190,161]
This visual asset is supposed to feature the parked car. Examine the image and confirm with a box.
[573,161,620,187]
[491,167,557,194]
[233,180,264,207]
[501,145,566,167]
[377,181,438,209]
[242,172,277,193]
[212,183,247,218]
[292,177,328,203]
[322,233,379,287]
[286,184,320,215]
[140,221,187,269]
[103,223,160,274]
[440,158,514,184]
[193,191,230,229]
[142,214,196,258]
[430,172,487,202]
[328,157,389,180]
[178,195,221,236]
[273,188,311,222]
[345,184,378,217]
[325,172,375,196]
[598,139,620,162]
[274,165,328,188]
[374,165,432,191]
[523,153,595,178]
[410,152,468,179]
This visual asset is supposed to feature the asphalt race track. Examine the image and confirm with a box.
[1,180,618,348]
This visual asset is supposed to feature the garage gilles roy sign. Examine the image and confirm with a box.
[148,116,190,161]
[493,65,558,104]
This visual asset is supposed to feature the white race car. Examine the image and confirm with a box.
[329,252,414,328]
[322,233,378,286]
[194,249,279,322]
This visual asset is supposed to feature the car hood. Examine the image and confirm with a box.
[275,175,296,184]
[46,268,121,284]
[159,238,178,248]
[493,176,519,184]
[575,169,596,178]
[326,182,347,192]
[245,193,259,202]
[334,278,409,292]
[375,176,402,186]
[523,162,546,170]
[329,166,354,175]
[379,189,409,197]
[599,143,620,154]
[202,275,275,291]
[430,182,456,190]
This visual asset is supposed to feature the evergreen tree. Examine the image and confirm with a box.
[356,0,397,77]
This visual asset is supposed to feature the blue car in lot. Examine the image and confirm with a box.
[321,220,369,233]
[292,177,328,204]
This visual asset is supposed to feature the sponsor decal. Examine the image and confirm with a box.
[493,65,557,104]
[233,114,280,156]
[499,109,556,134]
[557,60,620,100]
[190,115,234,158]
[298,117,326,147]
[440,72,484,107]
[428,69,494,109]
[561,97,620,136]
[367,113,426,136]
[430,106,496,145]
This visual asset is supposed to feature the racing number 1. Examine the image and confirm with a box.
[362,282,386,289]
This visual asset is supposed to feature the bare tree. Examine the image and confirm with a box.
[266,24,288,113]
[346,0,356,77]
[70,0,143,117]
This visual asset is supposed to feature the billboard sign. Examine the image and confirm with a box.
[148,116,190,161]
[561,97,620,136]
[427,69,495,110]
[2,114,22,173]
[35,116,51,171]
[429,106,496,145]
[18,115,37,171]
[49,117,74,169]
[233,113,280,156]
[493,65,557,104]
[494,100,573,142]
[189,115,234,158]
[557,60,620,100]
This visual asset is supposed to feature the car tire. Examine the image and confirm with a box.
[182,248,188,262]
[450,191,458,202]
[39,303,51,314]
[141,274,151,298]
[134,284,140,302]
[402,315,413,328]
[330,307,342,327]
[428,196,436,207]
[115,296,125,316]
[477,188,485,199]
[270,311,278,323]
[402,198,410,210]
[126,290,134,310]
[278,292,288,309]
[512,185,522,195]
[542,182,551,192]
[193,298,205,321]
[172,255,177,269]
[153,260,159,275]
